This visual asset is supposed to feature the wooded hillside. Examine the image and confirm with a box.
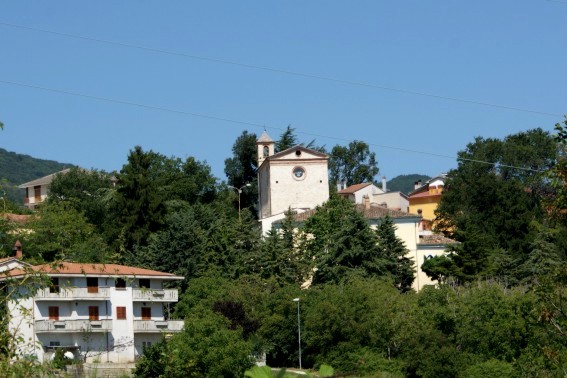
[0,148,73,204]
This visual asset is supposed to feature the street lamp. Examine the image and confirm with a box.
[292,297,302,370]
[228,183,251,222]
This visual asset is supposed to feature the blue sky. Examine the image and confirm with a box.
[1,1,565,183]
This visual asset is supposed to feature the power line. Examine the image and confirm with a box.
[0,21,561,119]
[0,79,546,173]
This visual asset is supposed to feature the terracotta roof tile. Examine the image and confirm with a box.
[257,131,274,143]
[419,234,459,245]
[3,262,183,280]
[2,214,32,225]
[17,169,71,188]
[409,191,442,199]
[338,183,372,194]
[285,203,420,223]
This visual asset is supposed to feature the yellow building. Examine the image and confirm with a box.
[408,175,446,231]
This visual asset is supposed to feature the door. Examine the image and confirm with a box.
[141,307,151,320]
[87,277,98,293]
[89,306,99,321]
[48,306,59,321]
[34,185,41,202]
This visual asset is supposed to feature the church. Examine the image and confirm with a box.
[255,131,456,291]
[256,131,330,234]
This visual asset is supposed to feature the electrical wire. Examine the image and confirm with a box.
[0,79,547,173]
[0,21,561,118]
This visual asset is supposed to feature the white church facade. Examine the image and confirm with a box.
[256,131,455,291]
[256,131,330,234]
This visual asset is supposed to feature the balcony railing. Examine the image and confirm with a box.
[35,287,110,301]
[35,319,112,333]
[133,320,184,333]
[132,288,178,302]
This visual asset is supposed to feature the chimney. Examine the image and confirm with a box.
[414,180,422,190]
[382,176,387,193]
[13,240,23,259]
[336,182,343,192]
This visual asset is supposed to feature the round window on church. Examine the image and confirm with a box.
[292,167,306,180]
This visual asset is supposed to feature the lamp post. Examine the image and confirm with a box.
[292,298,302,370]
[228,183,251,222]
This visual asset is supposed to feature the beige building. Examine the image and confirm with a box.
[18,168,71,209]
[279,202,455,291]
[257,132,330,234]
[256,133,455,290]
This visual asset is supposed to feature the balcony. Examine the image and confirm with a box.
[35,319,112,333]
[132,288,178,302]
[133,320,184,333]
[35,287,110,301]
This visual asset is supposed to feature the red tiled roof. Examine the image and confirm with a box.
[2,214,32,225]
[409,191,442,199]
[287,203,420,223]
[355,204,420,219]
[338,183,372,194]
[3,262,183,280]
[418,234,458,245]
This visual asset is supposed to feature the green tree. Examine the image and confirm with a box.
[132,201,261,283]
[375,216,415,292]
[112,146,217,255]
[435,128,557,283]
[134,311,253,377]
[301,196,407,287]
[224,130,258,212]
[22,201,112,263]
[547,119,567,226]
[329,140,378,186]
[47,167,113,230]
[245,211,309,286]
[275,125,299,152]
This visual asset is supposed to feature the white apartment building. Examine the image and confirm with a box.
[1,261,184,363]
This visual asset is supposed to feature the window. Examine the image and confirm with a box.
[48,306,59,321]
[115,278,126,290]
[292,167,305,180]
[89,306,99,321]
[87,277,98,293]
[116,307,126,320]
[142,341,152,350]
[263,145,269,157]
[49,341,60,347]
[141,307,151,320]
[34,185,41,201]
[139,279,150,289]
[49,278,60,294]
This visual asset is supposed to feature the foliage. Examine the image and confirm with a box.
[434,128,558,283]
[224,130,259,211]
[276,125,299,152]
[386,173,431,194]
[547,118,567,226]
[21,201,113,263]
[299,196,412,289]
[245,211,310,286]
[47,167,113,231]
[135,311,254,378]
[130,201,260,282]
[374,216,415,292]
[111,146,217,254]
[329,140,378,186]
[0,147,73,204]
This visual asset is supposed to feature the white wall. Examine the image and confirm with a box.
[268,160,329,217]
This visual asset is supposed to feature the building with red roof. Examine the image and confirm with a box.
[0,246,184,364]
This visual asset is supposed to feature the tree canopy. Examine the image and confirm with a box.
[329,140,378,186]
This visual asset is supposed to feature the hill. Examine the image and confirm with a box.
[386,174,431,194]
[0,148,74,204]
